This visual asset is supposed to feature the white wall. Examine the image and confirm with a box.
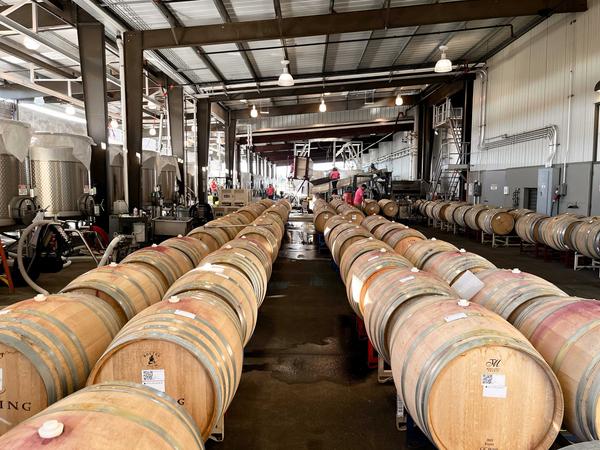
[471,0,600,171]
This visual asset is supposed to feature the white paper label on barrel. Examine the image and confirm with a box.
[142,369,165,392]
[398,276,415,284]
[481,374,507,398]
[444,312,468,323]
[0,368,3,391]
[0,310,11,316]
[174,310,196,320]
[452,270,485,300]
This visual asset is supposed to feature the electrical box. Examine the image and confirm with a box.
[473,182,482,197]
[537,168,560,216]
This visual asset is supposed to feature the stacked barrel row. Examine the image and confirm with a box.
[318,213,563,449]
[361,213,600,443]
[0,199,290,449]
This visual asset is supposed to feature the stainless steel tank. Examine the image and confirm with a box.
[141,152,179,207]
[0,119,31,226]
[108,144,125,211]
[30,133,92,217]
[141,151,158,208]
[159,156,178,205]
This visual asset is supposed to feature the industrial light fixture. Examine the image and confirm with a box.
[110,118,119,129]
[319,96,327,113]
[395,93,404,106]
[434,45,453,73]
[277,60,294,87]
[24,36,40,51]
[33,96,45,105]
[65,104,76,115]
[149,126,157,136]
[250,104,258,118]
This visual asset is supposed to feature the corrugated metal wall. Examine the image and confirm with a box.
[471,0,600,171]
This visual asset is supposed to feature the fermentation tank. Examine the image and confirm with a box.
[0,119,31,226]
[159,155,179,205]
[30,132,93,217]
[108,144,125,211]
[186,149,198,198]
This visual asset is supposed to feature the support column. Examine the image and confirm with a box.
[77,18,109,226]
[196,99,210,202]
[225,112,236,188]
[167,81,185,196]
[123,31,143,211]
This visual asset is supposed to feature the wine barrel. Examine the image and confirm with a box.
[378,199,399,218]
[164,264,258,344]
[373,221,408,241]
[561,442,600,449]
[266,203,290,222]
[329,198,345,212]
[209,215,247,240]
[0,293,121,433]
[478,208,515,235]
[538,214,583,251]
[389,298,563,450]
[424,200,442,219]
[252,215,285,243]
[510,298,600,441]
[237,225,279,262]
[454,204,474,228]
[330,225,372,265]
[314,207,336,234]
[259,198,275,208]
[383,227,426,255]
[444,202,470,224]
[325,222,356,249]
[362,267,454,361]
[338,237,394,283]
[571,219,600,259]
[0,382,204,449]
[402,239,459,268]
[470,268,568,321]
[61,262,164,324]
[88,294,243,440]
[345,249,411,318]
[188,226,230,252]
[202,245,269,306]
[226,237,273,279]
[509,208,534,221]
[362,199,381,216]
[338,205,365,224]
[237,204,265,222]
[160,236,211,266]
[323,215,350,243]
[121,244,194,289]
[422,249,496,285]
[464,204,490,231]
[361,215,389,234]
[515,212,548,244]
[431,201,451,222]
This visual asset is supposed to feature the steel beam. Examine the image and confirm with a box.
[167,81,185,197]
[140,0,586,49]
[124,30,144,211]
[78,18,109,226]
[225,113,236,187]
[196,99,211,202]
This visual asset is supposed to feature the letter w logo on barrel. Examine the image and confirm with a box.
[486,359,501,368]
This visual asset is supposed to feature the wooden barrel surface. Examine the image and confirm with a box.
[431,201,450,222]
[389,298,563,450]
[572,219,600,259]
[373,222,408,241]
[383,228,426,255]
[510,297,600,441]
[345,249,411,318]
[362,268,454,361]
[252,215,284,243]
[444,202,470,224]
[464,204,490,231]
[560,442,600,449]
[0,293,121,434]
[362,199,380,216]
[226,238,273,279]
[188,226,230,252]
[454,204,474,228]
[378,199,399,218]
[323,216,350,243]
[509,208,534,221]
[0,382,204,449]
[538,214,583,251]
[361,215,389,234]
[338,237,394,283]
[61,262,164,324]
[515,213,548,244]
[266,203,290,222]
[237,226,279,262]
[424,200,442,219]
[478,209,515,235]
[121,245,194,288]
[164,265,258,345]
[314,207,337,233]
[471,268,568,321]
[88,294,243,440]
[330,226,372,265]
[422,250,496,285]
[339,206,365,224]
[325,222,356,250]
[402,239,459,268]
[160,236,211,267]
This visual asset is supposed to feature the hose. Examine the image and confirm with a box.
[98,235,131,267]
[69,229,99,265]
[17,219,56,296]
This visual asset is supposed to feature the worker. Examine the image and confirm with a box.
[210,179,219,204]
[353,184,367,207]
[266,183,275,200]
[329,167,340,194]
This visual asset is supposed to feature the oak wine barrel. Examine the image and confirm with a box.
[402,239,459,268]
[422,249,496,285]
[378,199,399,218]
[362,199,380,216]
[338,237,394,283]
[160,236,211,267]
[515,213,548,244]
[382,227,426,255]
[188,226,230,252]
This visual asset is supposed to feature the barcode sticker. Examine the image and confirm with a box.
[174,310,196,320]
[142,369,165,392]
[482,374,507,398]
[444,312,468,322]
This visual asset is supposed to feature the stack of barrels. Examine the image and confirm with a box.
[328,197,364,224]
[351,213,600,444]
[320,212,563,449]
[0,199,290,449]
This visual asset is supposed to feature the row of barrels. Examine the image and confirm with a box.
[344,211,600,445]
[361,198,399,219]
[313,197,401,233]
[0,199,290,449]
[319,212,563,449]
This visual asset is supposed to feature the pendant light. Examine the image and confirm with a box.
[395,93,403,106]
[149,126,157,136]
[319,96,327,113]
[277,60,294,87]
[24,36,40,51]
[434,45,453,73]
[250,104,258,118]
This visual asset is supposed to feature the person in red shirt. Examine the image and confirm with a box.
[353,184,366,207]
[266,183,275,199]
[210,179,218,203]
[329,167,340,194]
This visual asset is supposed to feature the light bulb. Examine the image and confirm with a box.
[149,127,156,136]
[33,97,45,105]
[319,98,326,113]
[148,102,157,110]
[65,104,76,115]
[250,105,258,118]
[395,94,403,106]
[24,36,40,51]
[434,45,453,73]
[277,60,294,87]
[110,119,119,129]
